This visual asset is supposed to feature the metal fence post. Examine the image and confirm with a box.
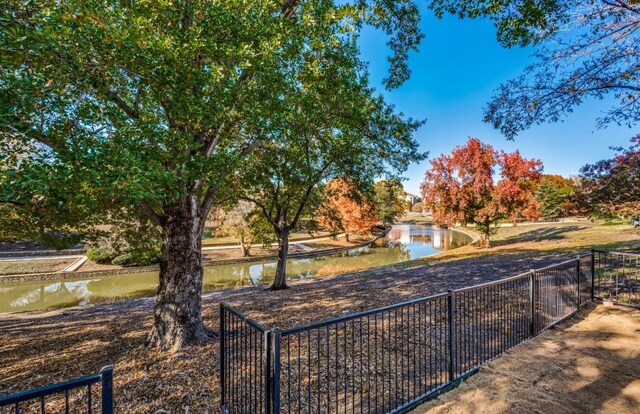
[272,329,282,414]
[265,331,272,414]
[576,256,581,308]
[447,289,456,382]
[591,249,596,301]
[99,365,113,414]
[529,271,536,337]
[220,304,226,410]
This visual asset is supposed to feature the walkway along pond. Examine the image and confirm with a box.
[0,225,472,313]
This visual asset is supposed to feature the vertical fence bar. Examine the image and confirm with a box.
[447,290,455,383]
[265,331,272,414]
[100,366,113,414]
[220,304,226,410]
[591,249,596,301]
[576,257,581,309]
[272,329,281,414]
[529,271,535,337]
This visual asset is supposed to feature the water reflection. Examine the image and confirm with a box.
[0,225,471,313]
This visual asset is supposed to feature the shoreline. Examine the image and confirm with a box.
[0,228,392,284]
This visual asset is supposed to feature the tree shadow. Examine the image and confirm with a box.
[492,225,587,247]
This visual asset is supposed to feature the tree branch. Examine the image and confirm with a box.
[200,184,219,220]
[139,200,164,227]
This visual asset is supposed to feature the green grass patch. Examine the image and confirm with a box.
[0,260,71,276]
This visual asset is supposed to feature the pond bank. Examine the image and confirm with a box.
[0,225,473,313]
[0,230,387,283]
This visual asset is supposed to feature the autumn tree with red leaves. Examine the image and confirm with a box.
[317,178,379,242]
[421,138,542,247]
[495,150,543,225]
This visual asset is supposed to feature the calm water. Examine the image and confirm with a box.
[0,225,471,313]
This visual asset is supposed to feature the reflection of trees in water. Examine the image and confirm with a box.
[231,266,256,287]
[7,226,473,312]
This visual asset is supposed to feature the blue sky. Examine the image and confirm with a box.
[359,10,635,195]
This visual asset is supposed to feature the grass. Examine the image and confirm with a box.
[0,260,73,276]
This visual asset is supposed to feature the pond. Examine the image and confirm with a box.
[0,225,472,313]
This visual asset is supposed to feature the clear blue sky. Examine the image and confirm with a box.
[359,9,635,195]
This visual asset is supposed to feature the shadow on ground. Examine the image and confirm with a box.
[492,225,587,246]
[413,304,640,414]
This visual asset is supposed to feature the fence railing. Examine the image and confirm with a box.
[219,249,633,414]
[593,249,640,305]
[0,366,113,414]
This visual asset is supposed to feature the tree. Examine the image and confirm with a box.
[374,179,408,225]
[494,150,542,224]
[535,174,575,218]
[466,1,640,138]
[579,136,640,218]
[238,40,424,290]
[421,138,542,246]
[213,201,256,257]
[1,1,423,350]
[317,178,379,242]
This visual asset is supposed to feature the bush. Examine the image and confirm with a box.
[112,253,136,266]
[87,246,116,264]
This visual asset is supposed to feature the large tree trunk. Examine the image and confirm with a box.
[148,195,209,351]
[270,228,289,290]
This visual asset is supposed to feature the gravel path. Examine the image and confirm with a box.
[413,304,640,414]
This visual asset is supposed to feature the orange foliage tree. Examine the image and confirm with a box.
[421,138,542,247]
[317,178,378,241]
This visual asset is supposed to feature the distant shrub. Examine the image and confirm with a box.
[411,203,423,213]
[112,249,159,267]
[87,246,116,264]
[112,253,135,266]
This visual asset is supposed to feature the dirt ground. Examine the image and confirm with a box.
[413,304,640,414]
[0,223,638,412]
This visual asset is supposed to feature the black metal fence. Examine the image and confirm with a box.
[219,250,628,414]
[593,249,640,305]
[0,366,113,414]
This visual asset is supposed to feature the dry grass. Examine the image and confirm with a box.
[0,259,74,276]
[413,304,640,414]
[0,223,638,413]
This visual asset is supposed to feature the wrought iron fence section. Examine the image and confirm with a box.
[276,293,450,414]
[593,250,640,304]
[533,259,580,333]
[0,366,113,414]
[220,304,271,414]
[579,254,593,306]
[453,273,531,377]
[221,251,610,414]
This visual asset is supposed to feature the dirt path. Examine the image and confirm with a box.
[413,304,640,414]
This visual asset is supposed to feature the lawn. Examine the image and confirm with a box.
[0,259,75,276]
[0,222,638,413]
